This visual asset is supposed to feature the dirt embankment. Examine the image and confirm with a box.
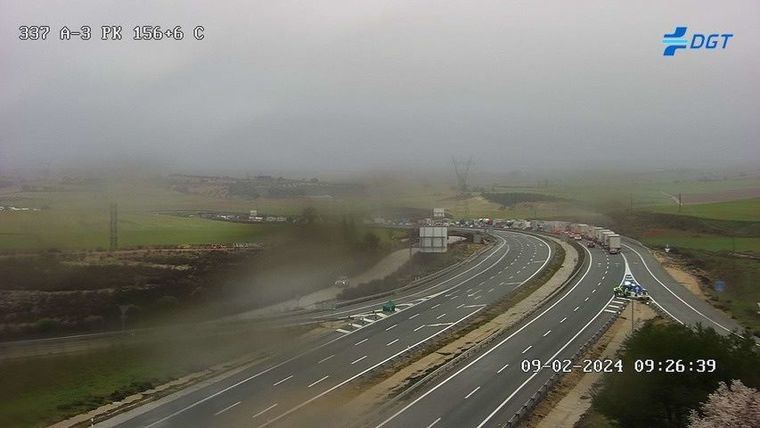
[334,237,578,424]
[652,252,709,300]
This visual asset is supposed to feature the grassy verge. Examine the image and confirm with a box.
[611,209,760,337]
[649,197,760,222]
[672,248,760,336]
[0,324,311,427]
[351,237,568,397]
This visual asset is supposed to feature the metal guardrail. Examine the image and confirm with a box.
[502,300,628,428]
[333,237,496,309]
[366,235,584,425]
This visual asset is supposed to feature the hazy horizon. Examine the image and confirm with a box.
[2,1,759,175]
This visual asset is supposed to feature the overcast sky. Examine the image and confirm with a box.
[1,1,758,176]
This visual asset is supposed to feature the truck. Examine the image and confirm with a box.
[608,234,621,254]
[602,230,615,248]
[595,228,610,244]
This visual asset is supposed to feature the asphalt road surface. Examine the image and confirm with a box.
[374,237,747,428]
[622,238,742,334]
[103,230,554,428]
[374,244,626,428]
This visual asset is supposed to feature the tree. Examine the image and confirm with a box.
[688,380,760,428]
[592,322,760,427]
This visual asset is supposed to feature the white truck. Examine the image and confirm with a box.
[602,230,615,248]
[608,234,621,254]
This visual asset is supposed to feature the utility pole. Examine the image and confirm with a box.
[109,203,118,251]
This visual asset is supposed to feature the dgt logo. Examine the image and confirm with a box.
[662,26,734,56]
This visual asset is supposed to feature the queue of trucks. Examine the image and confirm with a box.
[538,222,622,254]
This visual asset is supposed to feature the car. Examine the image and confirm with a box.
[587,242,596,248]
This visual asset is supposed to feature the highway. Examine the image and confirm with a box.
[372,237,747,428]
[374,244,626,428]
[103,230,554,428]
[622,239,743,334]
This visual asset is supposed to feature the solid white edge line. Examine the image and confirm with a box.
[146,232,547,428]
[475,296,616,428]
[623,243,732,333]
[256,307,486,428]
[375,245,594,428]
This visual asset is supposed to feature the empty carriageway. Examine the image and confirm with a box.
[107,231,553,428]
[375,244,626,428]
[622,239,742,335]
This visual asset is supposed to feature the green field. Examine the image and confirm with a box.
[649,197,760,222]
[0,210,284,251]
[0,179,319,251]
[0,324,308,427]
[641,231,760,253]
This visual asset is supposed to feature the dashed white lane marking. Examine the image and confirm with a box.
[450,295,459,300]
[385,324,397,331]
[355,338,368,346]
[307,376,329,388]
[560,317,567,323]
[252,403,278,419]
[426,417,442,428]
[499,281,505,286]
[543,330,551,337]
[488,288,494,293]
[436,313,446,320]
[584,297,589,302]
[386,338,399,346]
[273,375,293,386]
[414,325,425,332]
[474,295,482,300]
[318,354,334,364]
[409,313,420,320]
[497,363,510,374]
[427,322,454,327]
[351,356,367,365]
[214,401,240,416]
[431,303,441,309]
[574,306,580,311]
[592,289,597,293]
[522,345,532,354]
[465,386,481,399]
[456,304,465,309]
